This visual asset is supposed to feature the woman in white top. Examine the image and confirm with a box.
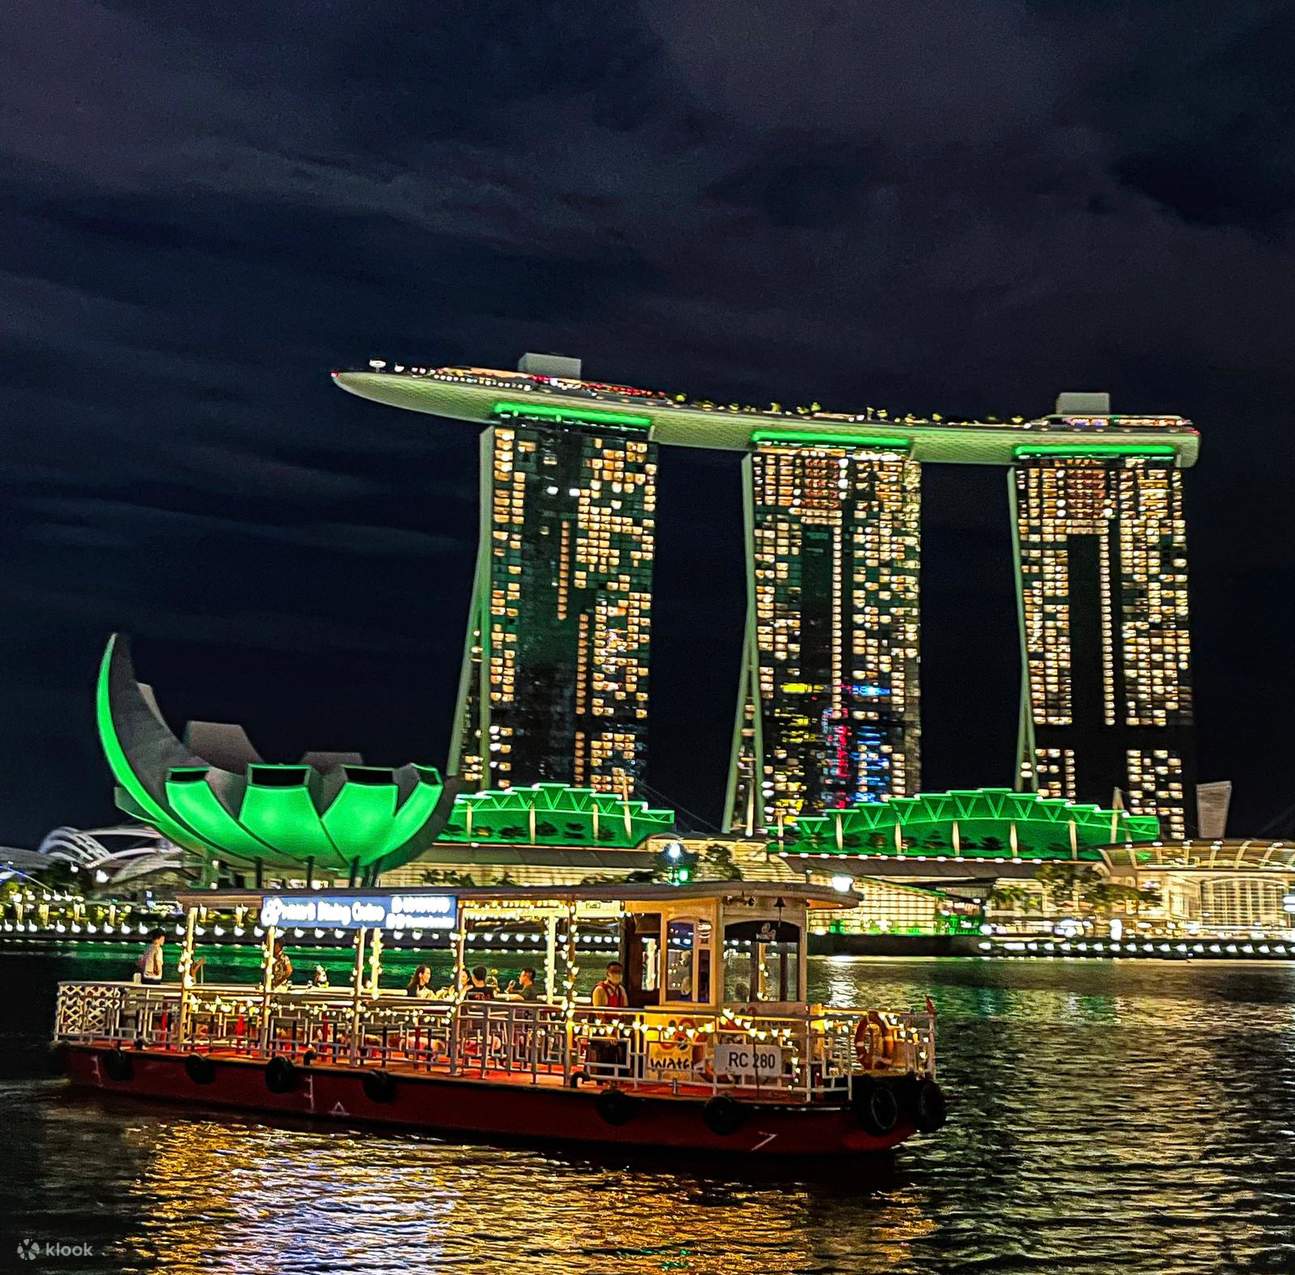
[139,930,166,984]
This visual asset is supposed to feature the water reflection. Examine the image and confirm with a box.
[6,954,1295,1273]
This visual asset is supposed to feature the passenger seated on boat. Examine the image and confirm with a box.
[407,966,434,999]
[271,938,293,990]
[503,968,538,1002]
[464,966,494,1001]
[311,966,329,987]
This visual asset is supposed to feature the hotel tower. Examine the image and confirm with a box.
[1012,397,1196,836]
[334,363,1200,832]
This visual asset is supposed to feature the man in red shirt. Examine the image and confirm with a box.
[591,962,628,1009]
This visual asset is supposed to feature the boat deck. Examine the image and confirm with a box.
[78,1034,828,1105]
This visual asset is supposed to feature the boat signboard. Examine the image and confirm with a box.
[259,893,456,931]
[713,1042,783,1078]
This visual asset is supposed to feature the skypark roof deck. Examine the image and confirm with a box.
[332,364,1200,468]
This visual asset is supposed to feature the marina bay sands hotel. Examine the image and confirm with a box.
[334,355,1200,838]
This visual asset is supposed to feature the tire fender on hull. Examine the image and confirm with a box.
[595,1087,638,1127]
[702,1095,747,1137]
[184,1054,216,1085]
[362,1071,398,1105]
[852,1077,899,1136]
[102,1048,133,1084]
[265,1055,299,1095]
[915,1079,948,1133]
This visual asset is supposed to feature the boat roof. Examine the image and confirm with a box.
[177,881,855,911]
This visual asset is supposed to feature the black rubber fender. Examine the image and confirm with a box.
[702,1095,748,1137]
[915,1080,948,1133]
[183,1053,216,1085]
[892,1072,921,1115]
[362,1070,398,1105]
[595,1086,638,1127]
[102,1048,133,1083]
[264,1054,299,1094]
[852,1078,899,1136]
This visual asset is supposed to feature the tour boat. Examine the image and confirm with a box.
[54,883,947,1157]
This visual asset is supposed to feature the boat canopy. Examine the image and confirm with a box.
[176,881,858,912]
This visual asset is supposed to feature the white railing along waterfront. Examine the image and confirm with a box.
[53,981,935,1101]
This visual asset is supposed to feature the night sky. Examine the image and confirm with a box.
[3,2,1294,846]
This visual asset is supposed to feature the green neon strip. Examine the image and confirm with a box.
[750,430,910,450]
[1012,444,1177,459]
[491,400,652,428]
[95,637,209,852]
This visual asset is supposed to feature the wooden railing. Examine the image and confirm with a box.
[54,981,936,1102]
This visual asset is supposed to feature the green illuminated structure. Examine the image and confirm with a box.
[439,783,674,848]
[97,636,675,872]
[778,788,1159,860]
[333,370,1200,467]
[97,634,459,876]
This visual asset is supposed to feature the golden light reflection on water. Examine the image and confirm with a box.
[10,955,1295,1274]
[112,1116,936,1274]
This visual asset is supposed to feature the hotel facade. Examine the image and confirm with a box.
[335,361,1201,833]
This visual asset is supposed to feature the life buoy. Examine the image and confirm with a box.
[102,1048,133,1083]
[183,1053,215,1085]
[672,1018,696,1047]
[362,1070,397,1105]
[851,1077,899,1135]
[595,1086,638,1127]
[854,1011,897,1069]
[702,1095,747,1137]
[264,1054,299,1094]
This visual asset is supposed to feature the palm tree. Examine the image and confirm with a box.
[989,884,1027,915]
[1035,862,1099,915]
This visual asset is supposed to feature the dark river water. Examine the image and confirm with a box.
[4,946,1295,1274]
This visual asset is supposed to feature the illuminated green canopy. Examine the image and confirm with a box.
[780,788,1160,860]
[439,783,675,848]
[96,635,459,873]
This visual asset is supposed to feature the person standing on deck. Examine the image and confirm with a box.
[270,938,293,989]
[139,929,166,985]
[591,962,628,1009]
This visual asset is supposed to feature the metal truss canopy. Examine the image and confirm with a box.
[782,788,1160,858]
[440,783,675,849]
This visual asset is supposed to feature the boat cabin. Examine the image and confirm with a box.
[175,881,837,1011]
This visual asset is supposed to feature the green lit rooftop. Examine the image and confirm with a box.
[439,783,675,849]
[776,788,1161,861]
[332,368,1200,468]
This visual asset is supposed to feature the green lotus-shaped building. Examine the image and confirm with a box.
[97,634,459,875]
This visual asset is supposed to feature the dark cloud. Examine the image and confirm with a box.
[0,0,1292,840]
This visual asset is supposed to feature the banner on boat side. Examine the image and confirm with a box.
[259,893,457,931]
[646,1038,702,1080]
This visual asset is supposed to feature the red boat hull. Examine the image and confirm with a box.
[63,1045,915,1158]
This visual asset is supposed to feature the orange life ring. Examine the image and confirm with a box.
[854,1011,896,1069]
[672,1017,696,1047]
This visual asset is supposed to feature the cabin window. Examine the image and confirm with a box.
[664,917,711,1002]
[627,912,661,1006]
[722,919,802,1003]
